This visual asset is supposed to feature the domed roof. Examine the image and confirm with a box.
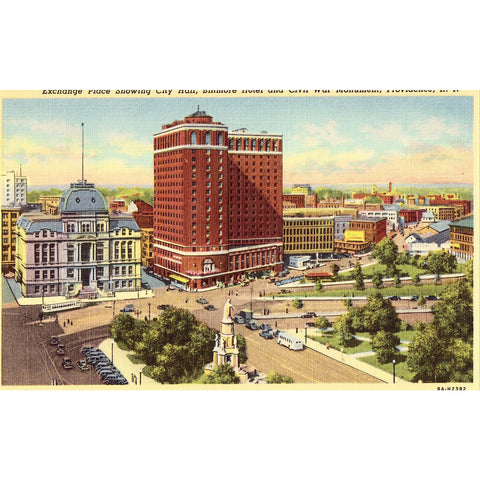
[58,180,109,214]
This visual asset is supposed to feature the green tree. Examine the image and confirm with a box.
[465,259,473,287]
[292,297,303,309]
[330,263,340,280]
[407,278,473,383]
[371,271,383,289]
[315,280,323,292]
[315,316,331,330]
[111,313,148,350]
[411,273,420,286]
[334,313,355,346]
[198,364,239,384]
[362,291,401,333]
[397,251,410,265]
[150,344,192,384]
[266,371,294,384]
[424,250,457,275]
[431,278,473,342]
[393,274,401,288]
[236,334,248,364]
[372,237,399,277]
[352,262,364,290]
[371,330,400,364]
[417,295,426,306]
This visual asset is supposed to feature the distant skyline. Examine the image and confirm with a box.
[2,95,474,186]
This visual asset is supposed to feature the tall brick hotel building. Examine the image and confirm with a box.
[153,109,283,290]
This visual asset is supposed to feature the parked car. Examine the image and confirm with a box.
[50,336,59,346]
[141,282,151,290]
[246,321,260,330]
[204,304,215,311]
[76,360,89,371]
[260,324,272,332]
[305,322,316,328]
[196,298,209,304]
[56,344,66,355]
[234,315,245,324]
[388,296,401,301]
[425,295,438,301]
[62,357,74,369]
[81,346,95,354]
[157,304,170,310]
[301,312,316,318]
[273,329,281,338]
[120,304,135,313]
[410,295,419,301]
[259,330,274,339]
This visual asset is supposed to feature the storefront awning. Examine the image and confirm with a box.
[170,274,189,284]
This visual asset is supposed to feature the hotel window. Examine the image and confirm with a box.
[252,139,256,149]
[114,267,120,275]
[128,266,133,275]
[122,266,126,275]
[191,132,197,144]
[229,139,234,149]
[245,138,249,149]
[236,139,241,149]
[205,132,211,145]
[96,266,104,277]
[218,132,223,145]
[67,223,75,232]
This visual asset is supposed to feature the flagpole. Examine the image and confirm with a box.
[81,122,84,181]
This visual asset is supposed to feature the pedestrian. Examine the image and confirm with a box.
[63,321,66,327]
[326,342,330,350]
[71,320,73,326]
[275,321,277,328]
[286,308,288,313]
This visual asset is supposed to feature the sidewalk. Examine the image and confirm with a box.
[286,329,408,384]
[5,277,154,306]
[98,339,158,387]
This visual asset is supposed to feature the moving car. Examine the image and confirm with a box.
[260,324,272,332]
[196,298,209,304]
[305,322,316,328]
[120,304,135,313]
[204,304,215,311]
[50,336,59,346]
[246,321,260,331]
[56,344,66,355]
[301,312,317,318]
[234,315,245,324]
[62,357,74,369]
[410,295,419,301]
[76,360,89,371]
[141,282,151,290]
[259,330,274,339]
[388,296,401,301]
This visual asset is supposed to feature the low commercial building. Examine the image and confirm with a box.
[449,215,473,262]
[348,217,387,244]
[1,206,21,274]
[38,195,61,215]
[283,216,334,255]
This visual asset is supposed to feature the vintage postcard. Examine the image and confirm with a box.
[1,90,477,390]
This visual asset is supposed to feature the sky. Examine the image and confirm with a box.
[1,95,474,187]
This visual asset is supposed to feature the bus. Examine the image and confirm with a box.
[277,332,304,351]
[42,300,83,314]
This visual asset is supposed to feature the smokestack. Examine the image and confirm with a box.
[341,194,345,207]
[389,181,392,192]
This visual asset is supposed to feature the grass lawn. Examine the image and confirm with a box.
[308,333,372,354]
[359,353,416,382]
[355,331,416,343]
[127,353,145,364]
[338,263,426,280]
[116,340,131,351]
[279,283,446,298]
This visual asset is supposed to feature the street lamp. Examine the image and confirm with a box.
[148,302,151,321]
[392,358,396,384]
[111,337,114,364]
[138,366,142,386]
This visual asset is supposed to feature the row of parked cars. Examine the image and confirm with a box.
[82,347,128,385]
[387,295,440,301]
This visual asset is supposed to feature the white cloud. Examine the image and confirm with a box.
[294,120,350,148]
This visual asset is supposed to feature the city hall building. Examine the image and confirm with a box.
[153,109,284,290]
[15,180,141,298]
